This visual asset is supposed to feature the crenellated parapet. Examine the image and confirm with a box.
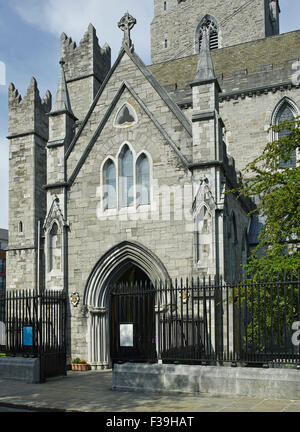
[61,24,111,76]
[60,24,111,120]
[8,77,51,139]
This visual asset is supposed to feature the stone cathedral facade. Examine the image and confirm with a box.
[6,0,300,368]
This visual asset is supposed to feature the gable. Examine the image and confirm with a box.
[69,86,190,189]
[63,85,192,235]
[65,47,192,185]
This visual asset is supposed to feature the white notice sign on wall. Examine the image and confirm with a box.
[120,323,134,347]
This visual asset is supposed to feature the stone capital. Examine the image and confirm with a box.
[88,306,108,315]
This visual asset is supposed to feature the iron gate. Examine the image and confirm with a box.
[0,290,67,382]
[110,283,156,364]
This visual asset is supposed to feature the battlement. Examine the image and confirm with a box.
[59,24,111,120]
[61,23,111,87]
[8,77,51,139]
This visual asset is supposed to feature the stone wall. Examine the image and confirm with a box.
[221,87,300,174]
[113,363,300,400]
[151,0,279,64]
[150,30,300,173]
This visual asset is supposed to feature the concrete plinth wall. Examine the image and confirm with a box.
[0,357,40,383]
[113,363,300,400]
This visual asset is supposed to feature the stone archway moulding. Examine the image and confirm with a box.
[83,241,170,369]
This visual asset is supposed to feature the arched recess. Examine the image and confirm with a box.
[43,196,68,290]
[241,229,248,280]
[195,203,213,265]
[49,221,60,272]
[228,212,237,284]
[83,241,170,369]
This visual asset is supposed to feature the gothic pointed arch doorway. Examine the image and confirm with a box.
[83,241,170,369]
[110,264,156,365]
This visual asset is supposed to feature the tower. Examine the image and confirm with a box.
[61,23,111,121]
[151,0,280,64]
[7,78,51,290]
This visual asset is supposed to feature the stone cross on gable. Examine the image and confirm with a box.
[118,12,137,49]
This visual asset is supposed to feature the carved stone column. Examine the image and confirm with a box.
[87,306,110,370]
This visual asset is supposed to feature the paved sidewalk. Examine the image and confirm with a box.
[0,370,300,412]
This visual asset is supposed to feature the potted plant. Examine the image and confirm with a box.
[71,358,90,371]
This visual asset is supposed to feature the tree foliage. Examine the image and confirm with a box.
[229,118,300,353]
[235,117,300,278]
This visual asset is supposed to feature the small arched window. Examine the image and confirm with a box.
[137,154,150,205]
[197,16,219,52]
[275,102,297,168]
[120,145,134,207]
[18,221,23,233]
[103,159,116,209]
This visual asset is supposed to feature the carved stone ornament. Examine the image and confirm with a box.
[70,292,80,307]
[43,195,69,233]
[118,12,137,48]
[179,289,190,304]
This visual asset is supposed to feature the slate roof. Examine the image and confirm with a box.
[149,30,300,93]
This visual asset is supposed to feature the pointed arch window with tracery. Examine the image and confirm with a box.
[197,15,219,52]
[274,101,297,169]
[100,144,152,214]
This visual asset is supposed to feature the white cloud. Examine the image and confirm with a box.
[10,0,153,63]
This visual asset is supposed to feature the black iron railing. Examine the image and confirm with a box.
[110,272,300,367]
[0,290,67,381]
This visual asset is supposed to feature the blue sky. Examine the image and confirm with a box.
[0,0,299,229]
